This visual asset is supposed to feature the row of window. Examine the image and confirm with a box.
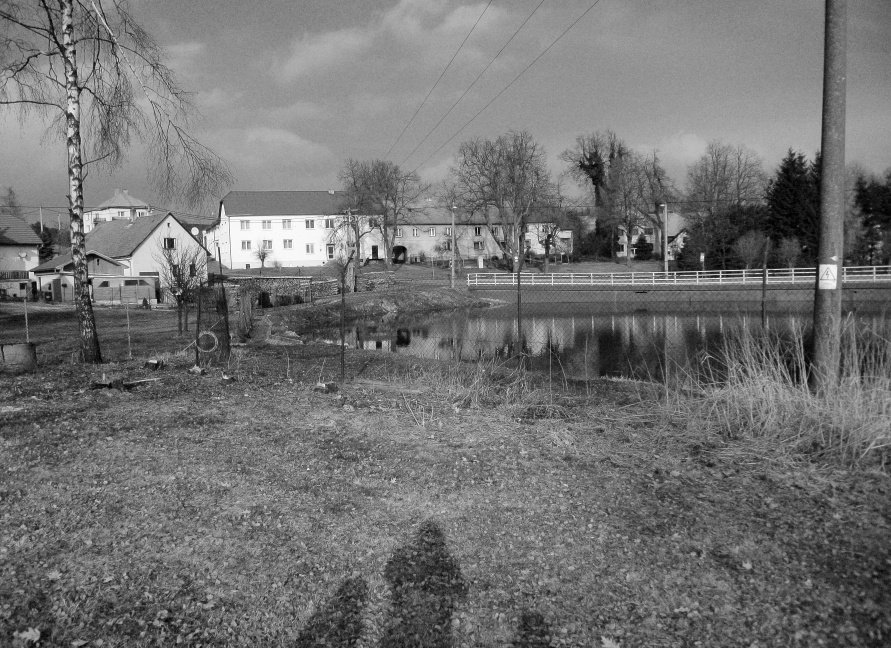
[240,240,336,256]
[239,218,335,231]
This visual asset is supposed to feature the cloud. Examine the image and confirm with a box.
[210,127,336,189]
[276,1,509,83]
[278,27,373,81]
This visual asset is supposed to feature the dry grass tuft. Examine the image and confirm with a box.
[669,316,891,469]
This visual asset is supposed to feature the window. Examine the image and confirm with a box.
[305,219,315,229]
[240,220,250,230]
[492,226,500,237]
[326,244,335,260]
[262,220,272,230]
[412,228,419,237]
[137,210,146,218]
[98,281,109,288]
[474,226,482,237]
[644,227,654,236]
[241,241,251,250]
[445,227,452,237]
[443,240,452,251]
[189,263,197,277]
[473,241,484,250]
[324,218,334,229]
[282,219,292,229]
[429,228,436,237]
[163,238,176,249]
[262,240,272,250]
[395,227,403,238]
[245,263,251,269]
[306,243,314,254]
[283,239,293,249]
[117,210,125,218]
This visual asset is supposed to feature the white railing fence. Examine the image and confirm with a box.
[466,265,891,288]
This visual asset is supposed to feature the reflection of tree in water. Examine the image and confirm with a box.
[295,577,367,648]
[382,520,468,648]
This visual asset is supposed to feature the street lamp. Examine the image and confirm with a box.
[657,202,669,274]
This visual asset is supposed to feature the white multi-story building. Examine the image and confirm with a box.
[213,191,575,269]
[215,190,350,269]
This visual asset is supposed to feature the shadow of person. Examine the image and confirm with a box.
[295,576,368,648]
[382,520,468,648]
[511,610,553,648]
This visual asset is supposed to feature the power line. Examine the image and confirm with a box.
[412,0,604,175]
[399,0,549,169]
[383,0,494,161]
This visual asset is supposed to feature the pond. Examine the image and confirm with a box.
[319,302,890,382]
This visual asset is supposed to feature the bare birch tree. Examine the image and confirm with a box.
[451,130,554,270]
[0,0,232,362]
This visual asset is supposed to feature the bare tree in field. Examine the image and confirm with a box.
[0,0,232,362]
[686,141,767,214]
[154,241,208,335]
[565,137,672,267]
[338,159,427,267]
[733,230,770,269]
[561,131,677,264]
[451,130,554,270]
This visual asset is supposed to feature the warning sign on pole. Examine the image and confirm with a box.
[818,264,838,290]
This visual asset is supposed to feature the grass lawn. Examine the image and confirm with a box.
[2,328,889,647]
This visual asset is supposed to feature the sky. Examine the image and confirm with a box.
[2,0,890,222]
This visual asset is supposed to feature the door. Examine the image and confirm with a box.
[371,245,379,260]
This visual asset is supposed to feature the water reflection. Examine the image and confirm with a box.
[337,304,889,381]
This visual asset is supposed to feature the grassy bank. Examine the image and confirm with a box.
[2,338,889,647]
[670,318,891,469]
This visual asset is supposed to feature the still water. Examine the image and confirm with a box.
[329,303,889,381]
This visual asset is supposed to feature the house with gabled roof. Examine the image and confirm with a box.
[32,211,211,303]
[215,190,351,269]
[83,189,151,233]
[0,213,42,299]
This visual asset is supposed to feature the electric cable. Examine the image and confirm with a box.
[383,0,494,161]
[412,0,604,174]
[399,0,549,168]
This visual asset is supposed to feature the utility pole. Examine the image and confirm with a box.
[450,204,456,289]
[657,202,669,274]
[812,0,846,391]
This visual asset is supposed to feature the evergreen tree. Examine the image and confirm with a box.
[765,150,820,263]
[853,169,891,264]
[29,223,55,262]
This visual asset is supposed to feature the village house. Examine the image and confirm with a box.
[616,210,687,261]
[32,211,211,304]
[0,212,41,299]
[83,189,151,233]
